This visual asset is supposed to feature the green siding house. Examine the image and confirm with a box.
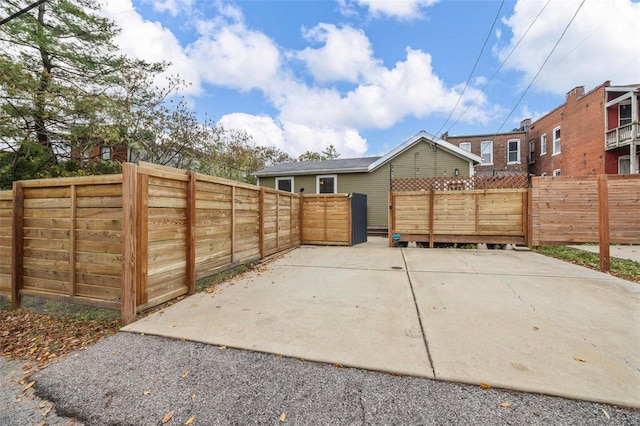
[253,131,481,231]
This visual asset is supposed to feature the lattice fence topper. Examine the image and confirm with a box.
[391,174,529,191]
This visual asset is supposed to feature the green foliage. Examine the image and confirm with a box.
[534,246,640,283]
[297,145,341,162]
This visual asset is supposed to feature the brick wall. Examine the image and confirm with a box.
[528,83,608,176]
[444,131,528,176]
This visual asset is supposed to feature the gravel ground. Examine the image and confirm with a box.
[0,356,82,426]
[2,333,631,426]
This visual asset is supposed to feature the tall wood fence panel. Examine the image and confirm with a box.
[389,188,528,246]
[301,194,352,246]
[530,175,640,246]
[11,176,124,310]
[262,189,301,258]
[0,191,13,300]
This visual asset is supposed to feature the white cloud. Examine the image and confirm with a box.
[187,26,281,92]
[279,48,493,130]
[347,0,440,19]
[219,113,285,149]
[297,24,381,83]
[497,0,640,94]
[100,0,201,94]
[150,0,193,16]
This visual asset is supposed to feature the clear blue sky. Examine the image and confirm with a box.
[103,0,640,158]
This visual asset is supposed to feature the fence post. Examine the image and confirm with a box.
[11,181,24,309]
[121,163,138,326]
[259,188,265,259]
[597,174,610,272]
[387,192,393,247]
[186,172,196,295]
[429,189,435,248]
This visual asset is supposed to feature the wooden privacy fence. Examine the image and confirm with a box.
[389,188,529,247]
[2,162,355,325]
[301,194,352,246]
[530,174,640,270]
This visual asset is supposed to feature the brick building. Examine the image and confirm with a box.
[528,81,639,176]
[442,122,529,177]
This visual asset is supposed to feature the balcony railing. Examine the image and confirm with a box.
[605,122,639,149]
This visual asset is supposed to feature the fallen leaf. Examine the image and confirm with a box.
[279,412,286,422]
[479,383,491,389]
[574,357,587,363]
[533,326,539,331]
[334,362,342,368]
[275,354,283,359]
[42,406,53,417]
[499,402,511,408]
[218,345,227,350]
[181,371,189,378]
[143,391,151,396]
[38,401,47,409]
[162,410,174,424]
[24,381,35,391]
[185,416,195,425]
[601,408,610,419]
[191,394,197,400]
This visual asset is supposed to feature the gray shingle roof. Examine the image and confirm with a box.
[254,156,381,177]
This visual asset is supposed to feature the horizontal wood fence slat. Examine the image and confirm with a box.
[2,162,348,324]
[530,175,640,246]
[389,188,528,247]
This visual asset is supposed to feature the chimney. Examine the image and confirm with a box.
[520,118,531,131]
[566,85,585,101]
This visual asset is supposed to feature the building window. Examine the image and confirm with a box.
[459,142,471,152]
[618,155,639,174]
[480,141,493,165]
[507,139,520,164]
[620,102,632,127]
[276,177,294,193]
[540,134,547,156]
[541,172,548,177]
[552,127,561,155]
[316,175,337,194]
[553,169,561,177]
[529,140,535,164]
[100,146,111,160]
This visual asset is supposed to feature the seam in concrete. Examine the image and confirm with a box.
[401,249,437,379]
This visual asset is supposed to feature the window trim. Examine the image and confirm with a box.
[540,133,547,156]
[552,169,561,177]
[528,140,535,164]
[459,142,471,152]
[619,101,632,127]
[552,126,561,156]
[275,176,294,193]
[507,139,521,164]
[316,174,337,194]
[480,140,493,166]
[100,146,111,161]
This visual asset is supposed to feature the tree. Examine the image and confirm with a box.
[297,145,341,162]
[0,0,164,186]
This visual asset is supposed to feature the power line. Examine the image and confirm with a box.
[0,0,48,26]
[495,0,587,134]
[434,0,505,138]
[444,0,551,135]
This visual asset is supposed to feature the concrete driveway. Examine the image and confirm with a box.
[122,240,640,409]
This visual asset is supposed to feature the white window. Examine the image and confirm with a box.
[540,134,547,156]
[275,177,294,193]
[507,139,520,164]
[100,146,111,160]
[316,175,337,194]
[552,127,561,155]
[541,172,548,177]
[619,155,639,174]
[459,142,471,152]
[553,169,561,177]
[480,141,493,165]
[620,102,632,127]
[529,140,535,164]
